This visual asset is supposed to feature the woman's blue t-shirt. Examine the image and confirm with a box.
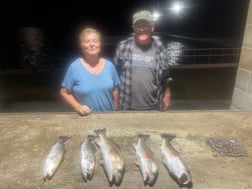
[61,58,120,111]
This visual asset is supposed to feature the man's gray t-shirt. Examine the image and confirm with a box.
[131,43,158,110]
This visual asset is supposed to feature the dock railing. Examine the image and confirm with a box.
[171,47,241,68]
[0,47,241,70]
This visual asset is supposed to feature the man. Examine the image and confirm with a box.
[114,10,172,111]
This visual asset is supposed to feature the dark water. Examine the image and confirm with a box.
[16,27,55,69]
[8,27,237,70]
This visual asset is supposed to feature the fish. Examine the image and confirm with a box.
[94,128,125,186]
[80,135,97,182]
[133,134,158,186]
[160,133,192,186]
[43,136,71,182]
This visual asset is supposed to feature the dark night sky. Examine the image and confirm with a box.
[0,0,250,43]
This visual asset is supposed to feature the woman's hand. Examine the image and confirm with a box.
[75,104,92,116]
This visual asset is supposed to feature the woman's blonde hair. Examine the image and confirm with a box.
[78,27,102,45]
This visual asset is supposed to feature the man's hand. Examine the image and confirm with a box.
[162,95,171,111]
[162,87,171,111]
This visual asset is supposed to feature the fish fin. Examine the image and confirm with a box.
[134,154,140,166]
[135,160,139,166]
[132,143,136,150]
[99,156,104,165]
[135,157,139,166]
[94,128,106,136]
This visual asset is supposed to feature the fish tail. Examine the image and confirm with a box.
[59,136,71,143]
[138,134,149,142]
[86,134,96,140]
[94,128,106,136]
[160,133,176,142]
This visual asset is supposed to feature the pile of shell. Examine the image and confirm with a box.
[206,137,247,157]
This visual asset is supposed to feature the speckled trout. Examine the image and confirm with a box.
[80,135,96,182]
[94,128,125,186]
[43,136,70,182]
[160,133,192,186]
[133,134,158,186]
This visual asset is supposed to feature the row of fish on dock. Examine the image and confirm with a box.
[43,128,192,187]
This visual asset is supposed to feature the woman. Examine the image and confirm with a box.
[60,27,120,115]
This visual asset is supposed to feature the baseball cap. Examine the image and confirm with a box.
[133,10,153,24]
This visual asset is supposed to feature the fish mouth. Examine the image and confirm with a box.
[85,172,94,180]
[168,171,192,187]
[178,173,190,185]
[143,172,159,186]
[112,170,124,186]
